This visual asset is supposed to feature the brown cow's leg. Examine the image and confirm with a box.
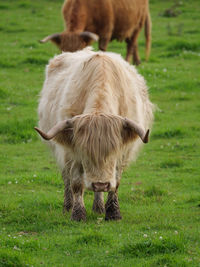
[126,38,134,63]
[71,163,86,221]
[99,37,110,51]
[62,167,73,213]
[105,190,122,221]
[126,27,142,65]
[133,42,141,66]
[92,192,105,214]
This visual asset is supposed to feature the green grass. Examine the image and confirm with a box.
[0,0,200,266]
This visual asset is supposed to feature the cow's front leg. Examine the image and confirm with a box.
[105,166,122,220]
[62,167,73,213]
[92,192,105,214]
[71,163,86,221]
[99,35,111,51]
[71,184,86,221]
[105,191,122,221]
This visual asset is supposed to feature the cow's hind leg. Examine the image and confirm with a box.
[105,191,122,221]
[62,166,73,213]
[71,163,86,221]
[92,192,105,214]
[126,25,143,65]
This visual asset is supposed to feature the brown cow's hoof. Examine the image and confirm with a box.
[92,201,105,214]
[71,207,86,221]
[134,59,141,66]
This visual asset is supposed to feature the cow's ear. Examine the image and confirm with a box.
[80,31,99,44]
[39,33,62,45]
[121,118,149,144]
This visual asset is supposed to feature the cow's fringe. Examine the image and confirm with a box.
[72,113,124,167]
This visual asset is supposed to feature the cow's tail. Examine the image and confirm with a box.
[144,11,151,61]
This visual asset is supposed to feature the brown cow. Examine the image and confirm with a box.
[35,48,154,221]
[40,0,151,65]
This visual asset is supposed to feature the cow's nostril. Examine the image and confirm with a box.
[92,182,110,192]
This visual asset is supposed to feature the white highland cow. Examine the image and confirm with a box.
[35,48,154,221]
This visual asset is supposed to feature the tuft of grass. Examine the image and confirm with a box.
[160,160,182,169]
[168,41,200,52]
[0,88,8,99]
[23,57,48,65]
[121,237,185,258]
[0,118,37,144]
[0,250,30,267]
[152,129,185,139]
[76,233,108,246]
[0,4,8,9]
[151,254,188,267]
[144,186,166,197]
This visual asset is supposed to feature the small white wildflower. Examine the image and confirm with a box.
[15,181,18,184]
[154,231,157,234]
[163,68,167,72]
[13,236,16,239]
[174,231,178,235]
[8,181,12,184]
[8,234,11,237]
[33,174,37,178]
[7,107,12,111]
[159,236,163,240]
[173,199,176,202]
[143,234,148,238]
[13,245,20,251]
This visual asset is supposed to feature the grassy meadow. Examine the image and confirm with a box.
[0,0,200,266]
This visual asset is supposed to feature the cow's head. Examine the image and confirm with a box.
[39,32,99,52]
[35,114,149,192]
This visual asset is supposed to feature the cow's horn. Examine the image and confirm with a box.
[80,31,99,42]
[124,118,150,143]
[39,33,61,43]
[34,119,72,140]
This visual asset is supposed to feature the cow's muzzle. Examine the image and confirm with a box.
[92,182,110,192]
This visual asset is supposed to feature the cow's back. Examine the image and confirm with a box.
[111,0,149,40]
[63,0,149,40]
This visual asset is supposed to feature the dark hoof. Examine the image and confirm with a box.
[134,60,141,66]
[71,208,86,221]
[105,212,122,221]
[92,202,105,214]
